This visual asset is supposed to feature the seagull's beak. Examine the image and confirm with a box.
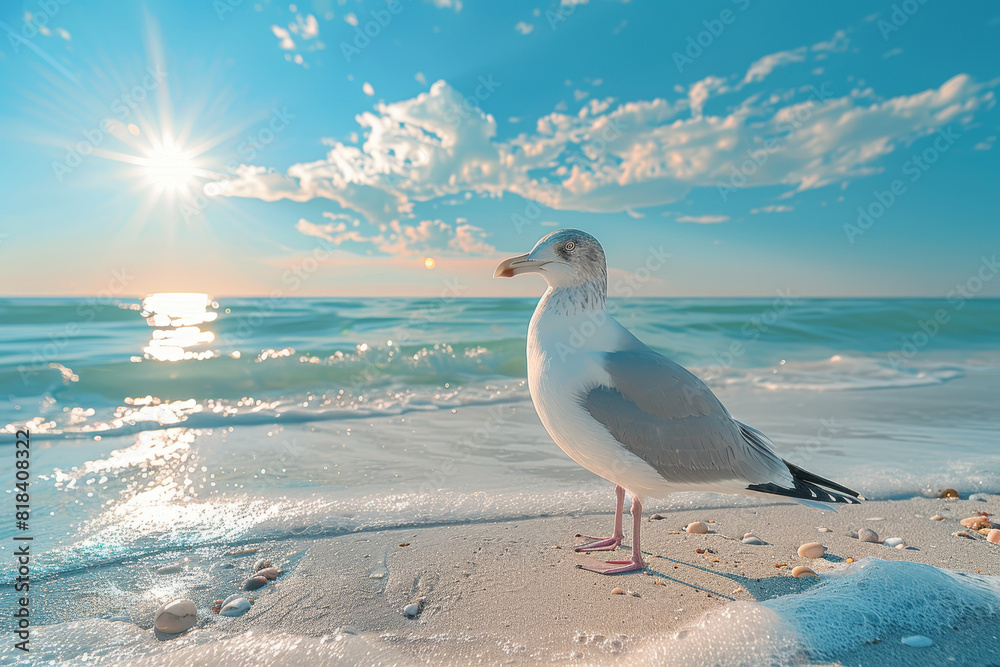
[493,253,549,278]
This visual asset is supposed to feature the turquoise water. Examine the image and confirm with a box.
[0,295,998,662]
[3,295,999,436]
[0,295,998,597]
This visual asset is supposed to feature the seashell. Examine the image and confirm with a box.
[685,522,708,534]
[901,635,934,648]
[256,567,281,581]
[939,488,959,499]
[791,566,818,578]
[154,599,197,634]
[154,562,185,575]
[242,575,269,591]
[987,529,1000,544]
[960,516,991,530]
[742,536,767,545]
[968,493,989,502]
[610,587,625,595]
[882,537,904,548]
[402,600,424,617]
[817,528,832,533]
[220,597,251,617]
[253,559,272,572]
[858,528,879,543]
[797,542,826,558]
[929,515,944,521]
[954,531,971,538]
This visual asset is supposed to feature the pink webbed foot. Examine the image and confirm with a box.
[576,556,646,575]
[574,534,622,552]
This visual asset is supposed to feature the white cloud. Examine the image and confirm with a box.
[427,0,463,11]
[295,216,494,257]
[676,215,730,224]
[742,47,807,85]
[208,55,997,222]
[750,205,794,214]
[415,72,427,85]
[974,135,995,151]
[741,31,850,86]
[362,82,375,96]
[271,25,295,50]
[515,22,534,35]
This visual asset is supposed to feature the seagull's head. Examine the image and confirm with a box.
[493,229,607,290]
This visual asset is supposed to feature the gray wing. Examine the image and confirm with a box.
[583,346,794,488]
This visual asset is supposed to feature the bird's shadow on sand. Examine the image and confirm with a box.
[643,553,819,601]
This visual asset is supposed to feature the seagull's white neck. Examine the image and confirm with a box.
[536,281,607,317]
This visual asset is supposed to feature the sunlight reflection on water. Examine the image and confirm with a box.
[140,292,219,361]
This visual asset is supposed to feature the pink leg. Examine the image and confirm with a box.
[575,485,625,552]
[577,495,645,574]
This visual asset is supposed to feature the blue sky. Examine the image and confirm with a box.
[1,0,998,297]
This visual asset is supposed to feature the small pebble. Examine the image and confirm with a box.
[901,635,934,648]
[791,566,818,578]
[402,602,423,618]
[650,514,664,520]
[954,531,972,538]
[257,567,281,581]
[940,488,959,499]
[797,542,826,558]
[882,537,905,548]
[610,587,625,595]
[895,543,906,549]
[817,528,832,533]
[154,599,197,634]
[845,557,855,563]
[220,597,251,617]
[242,575,269,591]
[742,536,767,545]
[252,559,272,572]
[221,593,244,608]
[930,515,945,521]
[987,529,1000,544]
[154,561,185,575]
[858,528,879,543]
[968,493,989,502]
[685,522,708,534]
[960,516,991,530]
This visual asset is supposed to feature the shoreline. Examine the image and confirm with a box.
[7,495,999,665]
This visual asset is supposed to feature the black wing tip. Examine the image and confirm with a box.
[747,481,863,505]
[782,460,863,500]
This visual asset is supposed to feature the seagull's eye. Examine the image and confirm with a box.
[564,241,575,251]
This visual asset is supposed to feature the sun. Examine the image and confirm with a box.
[132,134,202,196]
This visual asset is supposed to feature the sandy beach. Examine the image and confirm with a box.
[12,494,997,666]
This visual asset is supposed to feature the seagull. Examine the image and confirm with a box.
[494,229,862,575]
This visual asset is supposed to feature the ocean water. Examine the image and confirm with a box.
[0,294,998,662]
